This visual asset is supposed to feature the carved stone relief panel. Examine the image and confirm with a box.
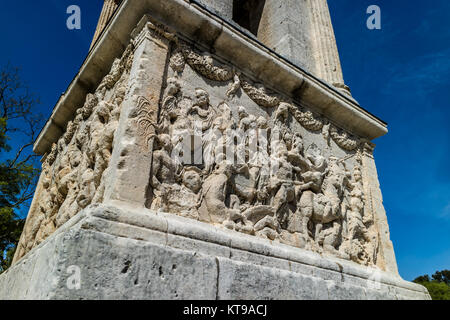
[15,24,379,270]
[14,44,135,262]
[145,39,379,267]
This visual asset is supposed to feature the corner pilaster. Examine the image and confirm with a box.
[361,141,399,275]
[104,16,175,207]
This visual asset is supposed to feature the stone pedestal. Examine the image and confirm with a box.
[4,0,429,300]
[0,204,430,300]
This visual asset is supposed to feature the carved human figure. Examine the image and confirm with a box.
[150,134,178,211]
[170,98,193,172]
[64,121,77,145]
[246,115,258,167]
[346,166,368,241]
[40,171,57,219]
[75,121,90,152]
[344,165,373,264]
[54,153,92,228]
[272,103,293,152]
[87,102,112,189]
[189,88,216,131]
[54,152,71,205]
[232,111,259,205]
[96,58,123,100]
[187,89,221,173]
[93,85,126,203]
[269,148,301,228]
[310,157,351,257]
[254,116,271,204]
[314,157,347,241]
[203,115,224,175]
[76,168,96,210]
[198,160,238,224]
[236,106,251,165]
[287,133,305,166]
[164,167,203,219]
[253,117,270,165]
[55,144,82,226]
[159,77,181,133]
[215,102,235,165]
[81,94,99,121]
[238,106,251,131]
[292,144,328,237]
[182,167,202,194]
[223,194,254,235]
[201,102,233,175]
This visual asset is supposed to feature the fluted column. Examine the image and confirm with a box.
[90,0,121,50]
[308,0,349,93]
[257,0,315,73]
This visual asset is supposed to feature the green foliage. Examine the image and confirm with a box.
[0,161,38,209]
[413,274,430,283]
[0,158,33,271]
[415,281,450,301]
[0,207,24,272]
[431,270,450,285]
[413,270,450,300]
[0,118,10,152]
[0,65,43,273]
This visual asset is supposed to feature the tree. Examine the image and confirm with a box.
[418,281,450,301]
[413,270,450,300]
[431,270,450,285]
[413,274,430,283]
[0,64,44,273]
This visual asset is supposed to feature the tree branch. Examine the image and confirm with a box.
[8,142,33,168]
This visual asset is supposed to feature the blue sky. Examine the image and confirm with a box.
[0,1,448,281]
[329,0,450,280]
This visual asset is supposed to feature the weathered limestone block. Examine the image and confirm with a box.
[0,204,430,300]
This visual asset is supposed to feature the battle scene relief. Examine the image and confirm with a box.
[143,40,381,267]
[15,31,381,269]
[14,44,135,262]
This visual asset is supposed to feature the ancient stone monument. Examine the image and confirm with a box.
[0,0,430,299]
